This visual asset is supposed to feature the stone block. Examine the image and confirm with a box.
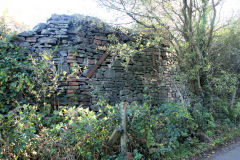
[33,23,47,33]
[93,39,101,45]
[41,29,51,35]
[48,20,70,24]
[53,57,64,63]
[55,35,68,38]
[66,93,75,97]
[60,51,68,57]
[19,31,36,37]
[61,64,70,73]
[67,77,77,82]
[19,42,31,48]
[95,72,103,79]
[104,69,115,79]
[94,35,107,40]
[26,37,37,42]
[55,30,67,35]
[38,37,57,44]
[83,69,90,76]
[62,40,68,44]
[77,58,84,63]
[120,90,130,96]
[88,59,95,65]
[67,59,76,63]
[90,105,100,112]
[67,56,77,60]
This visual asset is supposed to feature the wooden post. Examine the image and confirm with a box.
[108,126,122,145]
[120,102,127,158]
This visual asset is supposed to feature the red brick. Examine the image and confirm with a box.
[69,82,79,86]
[67,89,75,94]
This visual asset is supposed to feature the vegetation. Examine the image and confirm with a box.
[98,0,240,111]
[1,0,240,159]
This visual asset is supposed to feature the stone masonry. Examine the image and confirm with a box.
[14,14,184,111]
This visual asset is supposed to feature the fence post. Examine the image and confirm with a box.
[120,102,127,158]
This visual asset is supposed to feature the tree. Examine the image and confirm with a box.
[97,0,239,108]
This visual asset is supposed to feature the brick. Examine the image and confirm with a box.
[67,89,75,94]
[69,82,79,86]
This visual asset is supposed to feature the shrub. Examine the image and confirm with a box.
[0,16,64,114]
[0,104,120,159]
[125,102,198,159]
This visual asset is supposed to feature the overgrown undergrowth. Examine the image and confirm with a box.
[0,101,240,159]
[1,15,240,160]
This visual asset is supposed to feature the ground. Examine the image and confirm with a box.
[196,137,240,160]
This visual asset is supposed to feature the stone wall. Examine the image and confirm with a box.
[14,14,184,111]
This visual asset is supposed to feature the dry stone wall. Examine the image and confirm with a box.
[15,14,184,111]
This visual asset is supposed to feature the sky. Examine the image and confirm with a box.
[0,0,239,30]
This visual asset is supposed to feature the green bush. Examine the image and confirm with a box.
[0,104,120,159]
[125,102,199,159]
[0,100,237,159]
[0,16,65,114]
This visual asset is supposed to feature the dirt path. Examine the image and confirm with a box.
[202,140,240,160]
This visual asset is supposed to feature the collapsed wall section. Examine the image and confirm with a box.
[14,14,184,110]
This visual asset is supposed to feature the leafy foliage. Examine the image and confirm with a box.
[0,19,64,114]
[0,6,240,160]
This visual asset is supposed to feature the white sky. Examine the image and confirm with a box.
[0,0,239,30]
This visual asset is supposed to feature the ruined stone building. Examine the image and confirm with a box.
[14,14,185,111]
